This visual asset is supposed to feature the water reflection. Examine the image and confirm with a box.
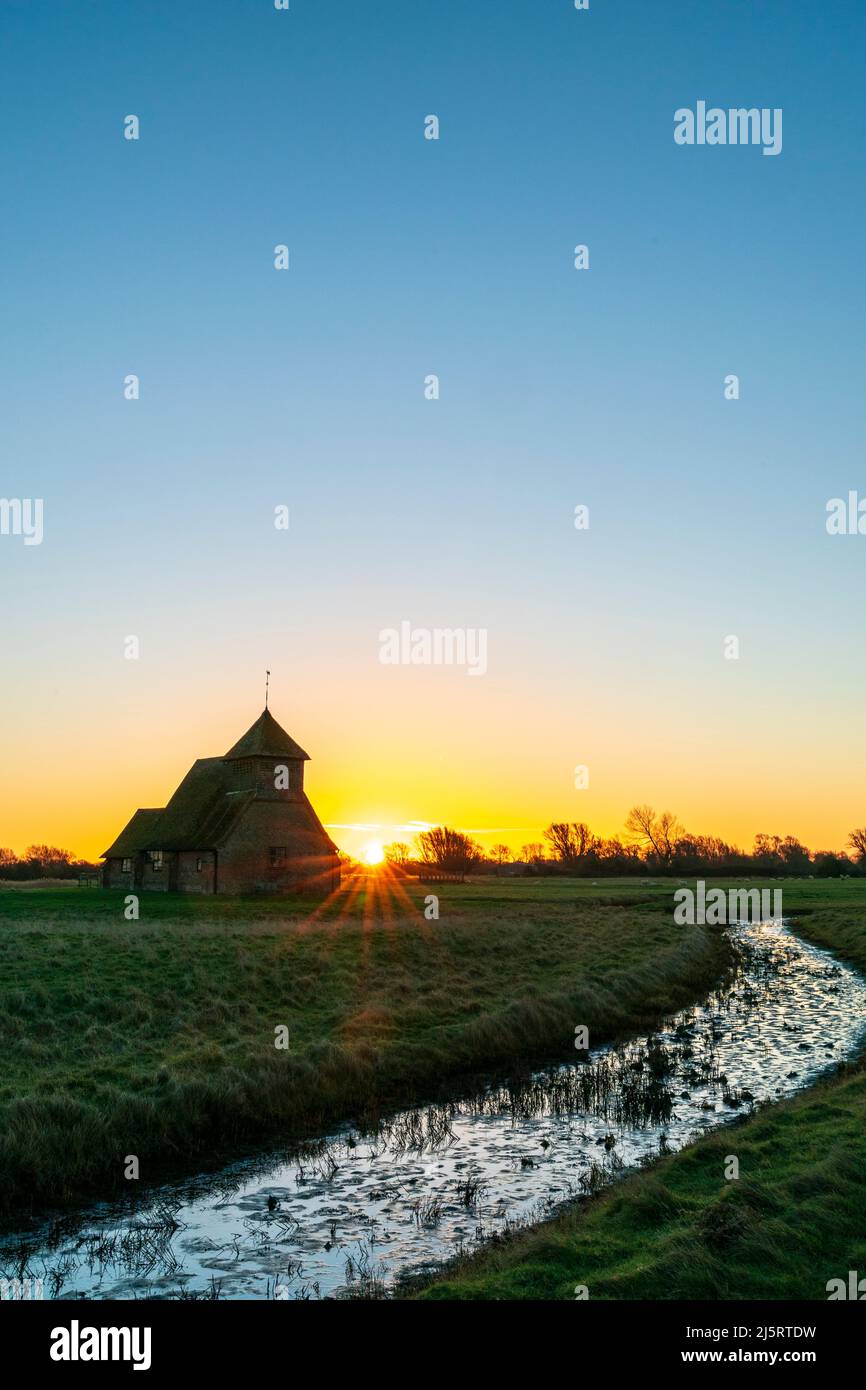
[3,921,864,1300]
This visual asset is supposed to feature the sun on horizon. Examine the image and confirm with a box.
[361,841,386,867]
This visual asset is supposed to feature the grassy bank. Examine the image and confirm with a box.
[0,876,731,1223]
[412,878,866,1300]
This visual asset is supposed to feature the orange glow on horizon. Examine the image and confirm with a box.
[1,671,862,865]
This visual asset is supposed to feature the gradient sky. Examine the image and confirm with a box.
[1,0,865,862]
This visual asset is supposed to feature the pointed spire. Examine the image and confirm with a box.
[224,708,310,761]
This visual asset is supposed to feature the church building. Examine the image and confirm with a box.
[102,708,341,896]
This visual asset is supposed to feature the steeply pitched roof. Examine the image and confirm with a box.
[103,709,324,859]
[102,808,164,858]
[224,708,310,761]
[145,758,254,850]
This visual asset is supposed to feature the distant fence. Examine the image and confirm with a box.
[78,873,100,888]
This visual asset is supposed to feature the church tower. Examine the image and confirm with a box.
[222,707,310,796]
[102,704,339,896]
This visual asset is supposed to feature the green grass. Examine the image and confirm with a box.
[411,877,866,1300]
[0,877,732,1223]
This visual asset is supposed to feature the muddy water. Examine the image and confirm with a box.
[3,920,865,1300]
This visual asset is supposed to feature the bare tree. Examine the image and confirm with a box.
[624,806,680,865]
[490,843,512,874]
[543,822,596,865]
[384,841,411,865]
[544,822,578,861]
[24,845,76,867]
[572,822,594,858]
[415,826,483,874]
[753,833,782,869]
[521,842,546,864]
[848,828,866,861]
[656,810,682,863]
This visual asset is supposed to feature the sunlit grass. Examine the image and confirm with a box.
[0,875,732,1221]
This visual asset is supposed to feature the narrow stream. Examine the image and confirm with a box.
[3,920,865,1300]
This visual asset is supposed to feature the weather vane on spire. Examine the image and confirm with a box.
[265,669,270,710]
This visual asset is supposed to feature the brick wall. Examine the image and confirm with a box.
[217,799,339,896]
[175,850,215,893]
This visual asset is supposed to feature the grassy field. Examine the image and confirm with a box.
[0,875,732,1223]
[412,877,866,1300]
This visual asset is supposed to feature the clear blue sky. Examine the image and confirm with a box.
[1,0,865,858]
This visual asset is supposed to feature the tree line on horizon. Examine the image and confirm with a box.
[383,808,866,878]
[0,846,98,880]
[5,809,865,883]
